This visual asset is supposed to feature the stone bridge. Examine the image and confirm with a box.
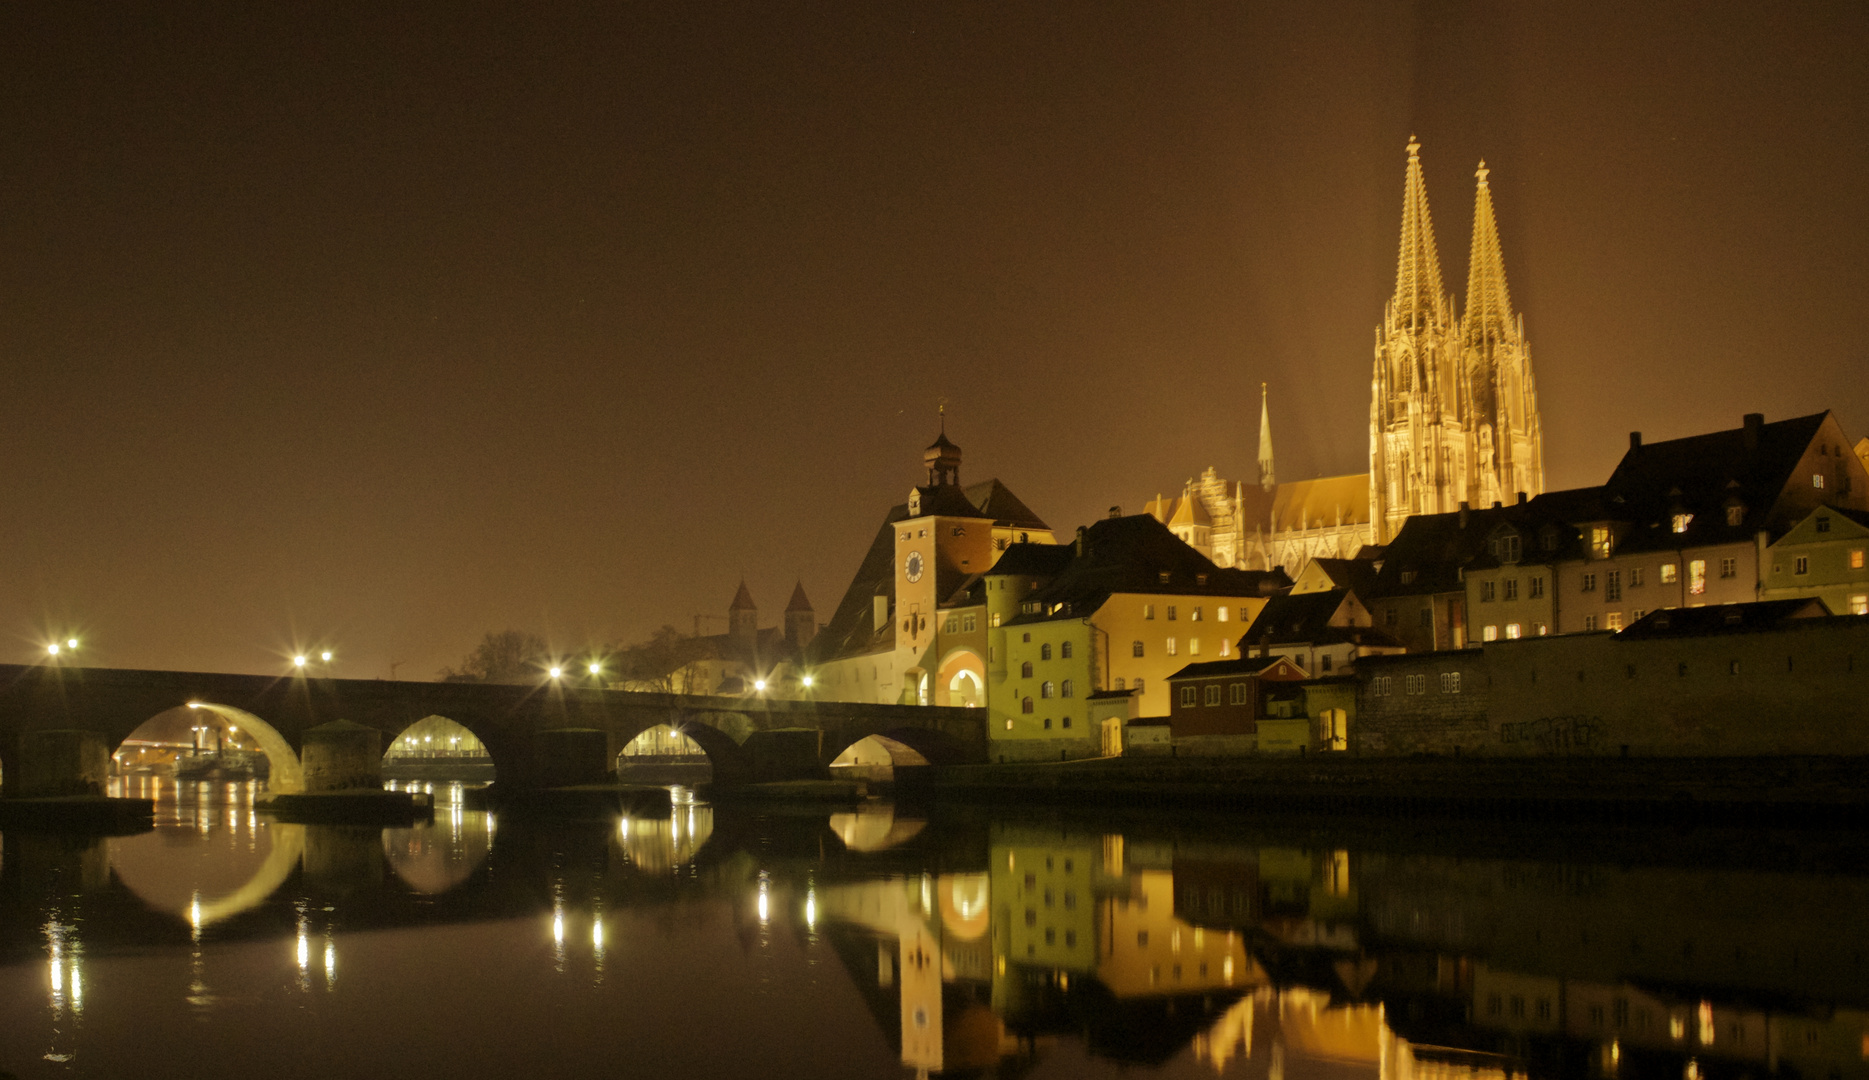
[0,664,986,795]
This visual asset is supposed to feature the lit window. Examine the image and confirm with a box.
[1506,623,1522,639]
[1483,625,1499,642]
[1132,640,1144,657]
[1005,719,1013,730]
[1189,638,1200,656]
[1217,607,1229,622]
[1660,563,1678,585]
[1671,513,1693,534]
[1166,638,1177,656]
[1853,549,1865,569]
[1191,607,1202,622]
[1220,639,1231,657]
[991,612,1002,627]
[1795,556,1809,575]
[1689,560,1706,595]
[1814,474,1825,489]
[1606,612,1624,631]
[1592,526,1613,557]
[1851,595,1867,615]
[1144,604,1155,620]
[1536,623,1549,636]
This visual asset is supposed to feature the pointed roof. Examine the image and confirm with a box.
[1463,160,1517,352]
[1257,383,1275,487]
[1393,137,1449,330]
[1169,487,1212,528]
[784,580,813,613]
[728,580,757,611]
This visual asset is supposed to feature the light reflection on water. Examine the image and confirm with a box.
[3,792,1868,1080]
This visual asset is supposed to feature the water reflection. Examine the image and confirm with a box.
[2,790,1867,1079]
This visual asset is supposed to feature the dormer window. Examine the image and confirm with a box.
[1400,570,1418,585]
[1591,526,1613,558]
[1671,513,1693,534]
[1157,571,1171,585]
[1725,505,1745,527]
[1196,573,1208,587]
[1492,532,1522,563]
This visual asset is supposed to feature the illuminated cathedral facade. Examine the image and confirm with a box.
[1149,138,1546,573]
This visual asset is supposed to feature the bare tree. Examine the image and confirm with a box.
[615,625,710,694]
[441,630,550,684]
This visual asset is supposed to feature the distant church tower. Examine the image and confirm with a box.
[728,580,759,645]
[1370,138,1543,542]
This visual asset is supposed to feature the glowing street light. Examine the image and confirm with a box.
[320,650,333,663]
[67,638,78,650]
[753,679,768,693]
[587,662,602,676]
[46,643,60,657]
[801,675,814,688]
[547,666,563,679]
[293,655,308,669]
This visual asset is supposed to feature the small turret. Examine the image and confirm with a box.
[783,581,816,650]
[728,580,758,645]
[924,406,962,486]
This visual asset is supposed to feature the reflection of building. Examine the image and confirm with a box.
[1145,140,1547,576]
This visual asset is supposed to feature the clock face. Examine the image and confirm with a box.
[904,551,924,583]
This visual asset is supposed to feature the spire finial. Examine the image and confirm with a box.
[1476,159,1489,187]
[1407,135,1420,156]
[1257,382,1275,491]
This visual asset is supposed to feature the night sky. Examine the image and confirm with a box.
[2,2,1864,678]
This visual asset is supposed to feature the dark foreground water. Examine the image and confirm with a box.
[2,778,1867,1080]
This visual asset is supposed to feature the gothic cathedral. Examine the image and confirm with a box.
[1149,138,1546,571]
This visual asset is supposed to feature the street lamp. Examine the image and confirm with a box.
[548,666,563,679]
[46,643,59,657]
[587,662,602,677]
[320,650,333,663]
[293,655,307,669]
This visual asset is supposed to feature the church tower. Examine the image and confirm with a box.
[1459,161,1543,507]
[1370,137,1468,543]
[1257,382,1275,490]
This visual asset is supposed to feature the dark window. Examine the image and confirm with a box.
[1040,643,1051,660]
[1132,640,1144,657]
[1060,641,1073,659]
[1179,686,1197,707]
[1204,684,1221,706]
[1022,697,1034,714]
[1021,661,1033,678]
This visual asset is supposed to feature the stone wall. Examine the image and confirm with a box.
[1354,651,1493,755]
[992,733,1098,763]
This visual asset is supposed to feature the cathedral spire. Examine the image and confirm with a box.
[1393,136,1449,330]
[1257,382,1275,490]
[1463,160,1517,353]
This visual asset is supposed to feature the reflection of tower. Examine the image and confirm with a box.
[728,580,758,645]
[900,923,945,1076]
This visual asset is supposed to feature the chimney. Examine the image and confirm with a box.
[1108,505,1122,519]
[1074,525,1087,558]
[1629,430,1642,451]
[1743,413,1764,451]
[1516,491,1528,505]
[1458,501,1470,528]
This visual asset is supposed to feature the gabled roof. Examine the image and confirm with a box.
[1368,504,1528,597]
[1242,589,1353,644]
[1166,655,1305,682]
[964,478,1049,531]
[1618,598,1831,638]
[1005,515,1290,626]
[1269,473,1371,532]
[1169,493,1212,527]
[1597,412,1828,547]
[1294,557,1380,597]
[988,542,1076,578]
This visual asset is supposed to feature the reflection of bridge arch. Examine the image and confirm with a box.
[109,822,306,929]
[382,808,493,895]
[117,703,305,794]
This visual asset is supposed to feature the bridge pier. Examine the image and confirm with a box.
[13,730,111,798]
[534,728,612,787]
[301,721,382,792]
[741,729,830,784]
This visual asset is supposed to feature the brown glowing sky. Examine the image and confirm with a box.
[1,2,1864,678]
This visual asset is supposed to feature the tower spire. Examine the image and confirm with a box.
[1463,160,1516,352]
[1393,136,1449,331]
[1257,382,1275,490]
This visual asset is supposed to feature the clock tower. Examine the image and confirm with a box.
[893,426,995,705]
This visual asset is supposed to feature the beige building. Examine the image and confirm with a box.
[1145,139,1545,576]
[1762,505,1869,615]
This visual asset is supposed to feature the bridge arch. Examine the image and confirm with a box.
[936,648,985,708]
[381,715,499,783]
[115,703,304,794]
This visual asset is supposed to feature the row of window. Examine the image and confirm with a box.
[940,612,980,634]
[1142,603,1241,622]
[1017,679,1076,698]
[1478,576,1546,602]
[1016,640,1074,662]
[1177,682,1252,708]
[1369,672,1462,696]
[1783,549,1867,574]
[1582,559,1728,598]
[1479,622,1550,641]
[1008,711,1076,730]
[1112,677,1145,693]
[1130,636,1231,658]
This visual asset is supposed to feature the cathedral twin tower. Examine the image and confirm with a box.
[1371,137,1544,542]
[1150,138,1545,573]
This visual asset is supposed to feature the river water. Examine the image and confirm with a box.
[1,778,1866,1080]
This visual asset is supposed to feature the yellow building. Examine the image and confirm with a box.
[991,514,1288,760]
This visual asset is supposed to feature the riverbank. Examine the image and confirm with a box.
[898,754,1869,825]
